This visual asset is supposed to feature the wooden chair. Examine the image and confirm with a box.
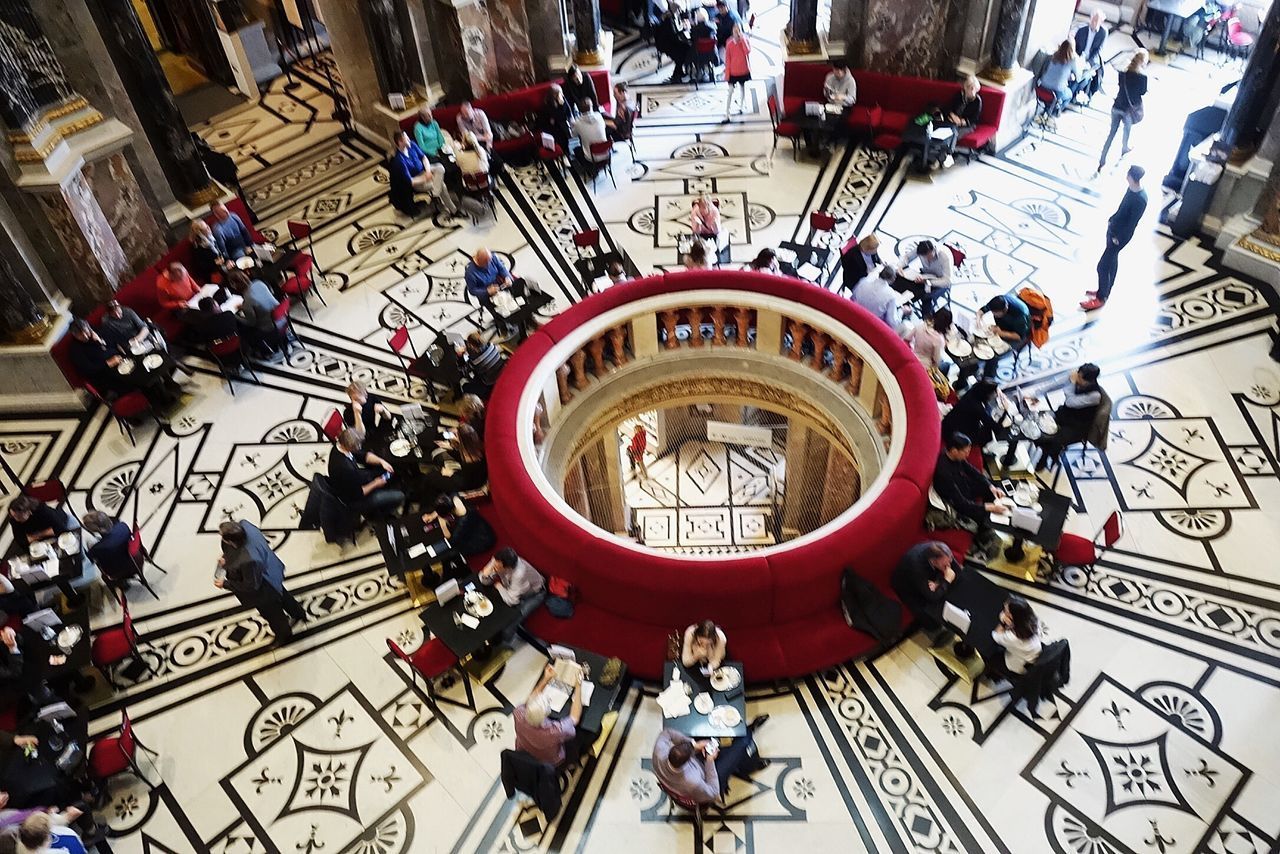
[88,709,160,789]
[91,594,156,690]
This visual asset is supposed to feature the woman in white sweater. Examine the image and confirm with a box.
[681,620,727,671]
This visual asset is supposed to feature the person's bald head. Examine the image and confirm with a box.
[473,247,491,266]
[1090,9,1105,28]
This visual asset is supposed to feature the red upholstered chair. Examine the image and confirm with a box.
[573,229,602,260]
[767,95,800,159]
[538,132,567,178]
[208,334,260,396]
[92,594,156,690]
[281,253,326,320]
[386,637,472,706]
[321,408,345,441]
[88,710,159,789]
[656,778,706,839]
[462,170,498,220]
[23,478,77,524]
[1226,16,1254,59]
[287,219,325,278]
[587,140,616,190]
[1054,510,1123,580]
[84,383,155,447]
[99,524,164,601]
[272,296,299,355]
[692,37,718,85]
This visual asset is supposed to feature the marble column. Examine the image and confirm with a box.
[571,0,603,64]
[982,0,1030,82]
[787,0,821,54]
[863,0,968,76]
[364,0,414,96]
[1216,0,1280,160]
[89,0,218,207]
[428,0,534,99]
[489,0,536,90]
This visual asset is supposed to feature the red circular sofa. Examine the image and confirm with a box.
[484,270,942,681]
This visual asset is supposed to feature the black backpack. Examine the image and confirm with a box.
[840,568,903,648]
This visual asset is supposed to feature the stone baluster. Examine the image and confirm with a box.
[607,326,628,365]
[829,342,848,380]
[569,350,588,388]
[785,319,805,360]
[847,353,864,396]
[586,336,607,376]
[875,386,891,435]
[660,311,679,349]
[556,364,572,404]
[810,330,829,372]
[709,306,728,346]
[733,307,752,346]
[687,307,705,347]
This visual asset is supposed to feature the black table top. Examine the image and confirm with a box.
[943,569,1006,664]
[992,488,1071,551]
[419,575,521,659]
[375,514,455,578]
[542,645,628,736]
[660,660,748,739]
[787,109,847,131]
[20,601,92,687]
[5,534,82,594]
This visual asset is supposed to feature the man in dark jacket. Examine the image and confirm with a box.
[1072,11,1108,101]
[932,432,1006,558]
[890,541,959,632]
[214,520,305,642]
[1082,165,1147,310]
[839,234,881,295]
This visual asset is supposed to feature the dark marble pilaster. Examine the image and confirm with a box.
[1217,0,1280,160]
[88,0,217,207]
[0,0,76,132]
[570,0,602,63]
[489,0,536,89]
[30,173,129,308]
[364,0,415,96]
[787,0,820,52]
[983,0,1030,81]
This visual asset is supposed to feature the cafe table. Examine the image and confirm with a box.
[419,575,521,661]
[495,287,555,345]
[660,659,748,739]
[7,531,85,599]
[927,568,1008,682]
[542,645,629,739]
[990,486,1072,564]
[20,598,94,693]
[186,283,243,314]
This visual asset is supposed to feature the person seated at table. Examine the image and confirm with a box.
[840,234,881,295]
[226,270,283,360]
[651,722,769,804]
[329,428,405,519]
[931,432,1006,560]
[542,84,574,151]
[421,424,488,498]
[571,98,609,167]
[890,541,959,636]
[461,333,506,398]
[903,307,951,371]
[456,102,494,150]
[391,131,458,216]
[850,264,902,331]
[959,294,1030,386]
[479,546,546,622]
[933,74,982,169]
[188,219,226,281]
[942,379,999,449]
[1040,40,1081,115]
[455,131,489,179]
[690,194,720,242]
[465,247,520,333]
[96,301,149,353]
[823,61,857,108]
[683,239,711,271]
[186,296,239,347]
[746,248,781,275]
[690,8,715,46]
[713,0,743,47]
[989,594,1043,680]
[413,106,453,161]
[209,201,255,260]
[418,495,468,579]
[561,65,598,115]
[6,811,87,854]
[1034,363,1104,470]
[344,381,394,438]
[515,662,583,768]
[604,258,630,287]
[81,511,133,587]
[68,321,182,408]
[459,393,486,440]
[655,6,692,83]
[156,261,202,318]
[0,574,36,622]
[7,498,74,550]
[892,239,952,306]
[681,619,727,671]
[604,82,636,141]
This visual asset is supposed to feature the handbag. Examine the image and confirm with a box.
[1120,75,1144,124]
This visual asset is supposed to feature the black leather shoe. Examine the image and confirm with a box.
[748,713,770,732]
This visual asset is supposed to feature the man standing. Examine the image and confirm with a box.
[1082,165,1147,311]
[1072,10,1108,102]
[215,520,306,643]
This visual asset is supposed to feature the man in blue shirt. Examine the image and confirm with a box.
[465,247,514,330]
[209,201,255,259]
[713,0,743,46]
[390,131,457,214]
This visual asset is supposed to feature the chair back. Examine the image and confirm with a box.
[385,637,413,664]
[573,229,601,250]
[23,478,67,504]
[388,325,410,354]
[947,243,966,268]
[1099,510,1124,549]
[271,297,291,326]
[210,336,242,358]
[322,409,345,441]
[809,211,837,233]
[118,709,138,760]
[462,171,491,192]
[657,778,702,812]
[695,37,717,55]
[287,220,311,241]
[121,596,140,649]
[127,524,146,570]
[589,140,613,161]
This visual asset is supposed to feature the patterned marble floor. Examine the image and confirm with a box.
[3,19,1279,854]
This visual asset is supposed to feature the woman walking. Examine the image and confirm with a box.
[722,24,751,123]
[1097,49,1148,172]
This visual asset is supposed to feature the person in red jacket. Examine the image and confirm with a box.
[627,423,648,479]
[722,24,751,123]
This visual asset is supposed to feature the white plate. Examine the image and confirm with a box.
[116,358,136,375]
[235,256,255,270]
[389,439,412,457]
[57,532,80,553]
[693,693,714,714]
[28,542,51,560]
[1039,415,1058,435]
[709,705,742,728]
[946,340,972,358]
[972,344,996,361]
[709,667,740,691]
[465,595,493,617]
[143,354,164,371]
[56,625,83,649]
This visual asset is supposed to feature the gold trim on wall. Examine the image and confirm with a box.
[1238,232,1280,262]
[10,111,105,163]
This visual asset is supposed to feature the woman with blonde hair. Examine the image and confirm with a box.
[188,219,224,280]
[1098,48,1148,172]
